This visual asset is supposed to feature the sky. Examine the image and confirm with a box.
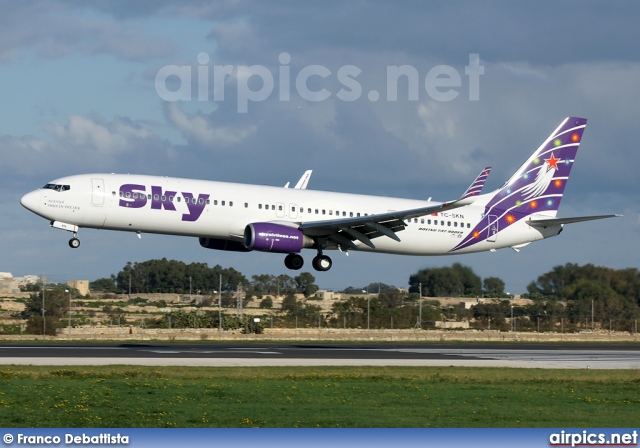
[1,0,638,293]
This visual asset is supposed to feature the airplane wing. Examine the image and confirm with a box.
[298,196,476,250]
[526,214,622,228]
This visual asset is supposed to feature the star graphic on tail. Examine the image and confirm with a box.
[545,153,561,171]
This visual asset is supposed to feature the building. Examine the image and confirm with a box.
[0,273,20,294]
[67,280,90,296]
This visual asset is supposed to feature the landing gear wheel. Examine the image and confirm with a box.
[312,254,332,272]
[69,237,80,249]
[284,253,304,270]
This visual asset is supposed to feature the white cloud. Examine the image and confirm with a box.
[164,102,257,147]
[44,115,151,154]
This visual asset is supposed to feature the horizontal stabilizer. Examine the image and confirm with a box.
[527,214,622,228]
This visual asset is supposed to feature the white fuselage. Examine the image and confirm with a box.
[21,173,556,256]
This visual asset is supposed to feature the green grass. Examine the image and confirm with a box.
[0,366,638,427]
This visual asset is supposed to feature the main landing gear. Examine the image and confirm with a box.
[283,251,333,272]
[312,253,332,272]
[284,253,304,270]
[69,236,80,248]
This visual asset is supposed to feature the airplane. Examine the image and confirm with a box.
[20,117,619,272]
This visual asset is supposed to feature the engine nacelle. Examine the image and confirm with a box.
[244,223,313,253]
[199,237,251,252]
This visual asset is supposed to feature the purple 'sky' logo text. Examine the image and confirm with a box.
[118,184,210,222]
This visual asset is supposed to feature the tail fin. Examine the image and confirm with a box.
[461,167,491,200]
[451,117,589,252]
[484,117,587,218]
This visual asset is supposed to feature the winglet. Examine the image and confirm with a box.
[461,167,491,200]
[294,170,313,189]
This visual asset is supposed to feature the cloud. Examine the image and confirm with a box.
[0,114,175,184]
[164,102,257,147]
[0,2,177,63]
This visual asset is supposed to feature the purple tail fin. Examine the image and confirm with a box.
[498,117,587,215]
[487,117,586,217]
[451,117,587,252]
[461,167,491,200]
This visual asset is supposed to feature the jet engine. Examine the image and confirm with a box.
[244,223,313,253]
[199,237,251,252]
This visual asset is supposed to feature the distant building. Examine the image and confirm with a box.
[316,290,340,301]
[67,280,90,296]
[14,275,40,288]
[0,273,20,294]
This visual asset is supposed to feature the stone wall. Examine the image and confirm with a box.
[1,327,637,342]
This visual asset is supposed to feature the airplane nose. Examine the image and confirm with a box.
[20,190,41,213]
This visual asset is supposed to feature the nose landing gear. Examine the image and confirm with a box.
[69,236,80,248]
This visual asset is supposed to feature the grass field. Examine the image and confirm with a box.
[0,366,638,427]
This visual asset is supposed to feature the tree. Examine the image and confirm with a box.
[259,297,273,309]
[113,258,248,294]
[295,272,319,298]
[22,287,72,336]
[90,277,118,293]
[483,277,506,297]
[409,263,482,297]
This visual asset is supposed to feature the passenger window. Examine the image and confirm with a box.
[222,200,225,206]
[279,205,283,211]
[357,213,360,217]
[207,199,211,205]
[350,212,353,217]
[322,210,326,215]
[259,204,262,209]
[308,208,312,214]
[454,222,457,227]
[343,212,346,217]
[168,195,173,202]
[447,221,451,226]
[428,219,431,225]
[119,191,123,197]
[467,223,471,228]
[126,192,131,198]
[153,194,159,201]
[315,209,319,214]
[199,198,204,205]
[441,221,444,226]
[421,219,424,224]
[161,195,166,201]
[177,197,181,202]
[229,201,233,207]
[271,205,275,210]
[244,203,248,208]
[214,200,218,205]
[414,218,418,223]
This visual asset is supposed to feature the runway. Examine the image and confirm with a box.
[0,342,639,369]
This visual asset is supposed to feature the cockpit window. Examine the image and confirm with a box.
[43,184,70,192]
